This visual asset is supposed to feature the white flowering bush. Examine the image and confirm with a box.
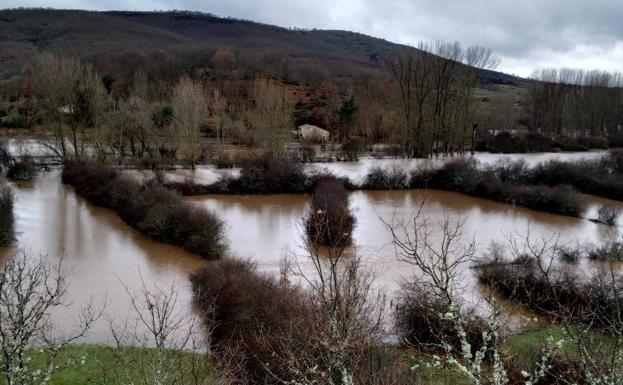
[385,211,559,385]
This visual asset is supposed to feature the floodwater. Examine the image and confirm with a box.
[306,151,606,184]
[189,189,622,300]
[132,151,606,185]
[0,171,205,344]
[0,150,620,342]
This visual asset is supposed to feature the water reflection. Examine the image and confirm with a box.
[0,171,205,344]
[0,162,621,341]
[191,189,623,302]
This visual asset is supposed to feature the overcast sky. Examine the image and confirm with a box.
[3,0,623,77]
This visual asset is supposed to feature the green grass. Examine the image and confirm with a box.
[504,325,618,370]
[13,344,217,385]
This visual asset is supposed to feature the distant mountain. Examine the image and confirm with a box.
[0,9,524,84]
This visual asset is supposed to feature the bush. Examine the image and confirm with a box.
[306,176,355,247]
[485,132,557,153]
[477,255,623,328]
[236,154,306,194]
[608,133,623,148]
[6,157,37,181]
[410,158,480,192]
[508,184,584,217]
[578,136,609,149]
[62,162,225,260]
[0,187,15,246]
[0,141,11,169]
[395,283,488,354]
[586,241,623,261]
[341,136,365,161]
[299,143,316,162]
[596,205,620,225]
[211,151,236,169]
[556,246,582,264]
[190,259,315,385]
[362,166,408,190]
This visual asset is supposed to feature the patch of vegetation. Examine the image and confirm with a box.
[476,254,623,328]
[596,205,620,225]
[410,158,585,217]
[62,162,225,259]
[0,187,15,246]
[191,258,316,385]
[26,344,216,385]
[395,283,488,355]
[306,176,355,247]
[362,165,409,190]
[6,157,37,181]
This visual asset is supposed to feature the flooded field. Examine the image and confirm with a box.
[0,149,619,341]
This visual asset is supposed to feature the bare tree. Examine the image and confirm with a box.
[172,76,207,169]
[504,232,623,384]
[33,53,107,160]
[385,44,434,157]
[0,250,100,385]
[383,208,555,385]
[269,212,386,385]
[246,80,292,155]
[108,276,217,385]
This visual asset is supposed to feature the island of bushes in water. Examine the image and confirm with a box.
[160,150,623,219]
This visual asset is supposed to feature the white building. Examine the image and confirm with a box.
[297,124,330,142]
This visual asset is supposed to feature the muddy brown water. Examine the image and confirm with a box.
[0,151,620,342]
[0,171,205,344]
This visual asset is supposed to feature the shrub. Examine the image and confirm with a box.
[556,246,582,264]
[487,158,530,185]
[586,241,623,261]
[211,151,236,169]
[341,136,365,161]
[62,162,225,260]
[0,141,11,169]
[608,133,623,148]
[190,259,315,385]
[306,176,355,247]
[596,205,620,225]
[6,157,37,181]
[508,185,584,217]
[236,154,306,194]
[299,143,316,162]
[477,255,623,328]
[0,187,15,246]
[578,136,609,149]
[556,137,588,151]
[485,132,557,153]
[394,283,488,354]
[410,158,480,192]
[362,166,408,190]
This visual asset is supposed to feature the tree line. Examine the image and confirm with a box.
[4,45,623,162]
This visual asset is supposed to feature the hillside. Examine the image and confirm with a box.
[0,9,523,84]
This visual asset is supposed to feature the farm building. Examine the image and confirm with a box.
[297,124,330,142]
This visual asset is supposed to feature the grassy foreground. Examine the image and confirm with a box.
[15,326,614,385]
[23,344,216,385]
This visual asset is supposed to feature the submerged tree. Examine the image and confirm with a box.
[172,76,207,169]
[306,177,355,247]
[246,80,293,155]
[33,53,108,160]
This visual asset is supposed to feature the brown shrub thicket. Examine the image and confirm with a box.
[306,176,355,247]
[62,161,225,259]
